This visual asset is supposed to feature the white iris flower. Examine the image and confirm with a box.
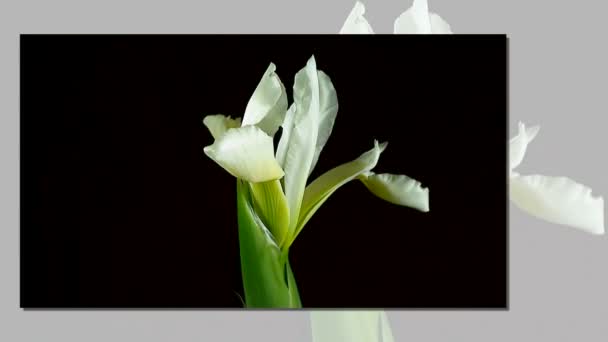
[203,56,429,252]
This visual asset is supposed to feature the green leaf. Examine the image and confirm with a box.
[288,140,386,246]
[249,179,291,248]
[236,179,301,308]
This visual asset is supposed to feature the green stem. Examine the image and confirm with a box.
[236,179,302,308]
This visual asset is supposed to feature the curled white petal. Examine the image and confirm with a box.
[510,173,605,235]
[202,114,241,140]
[509,121,540,170]
[203,125,284,183]
[242,62,288,137]
[359,172,429,212]
[339,1,375,34]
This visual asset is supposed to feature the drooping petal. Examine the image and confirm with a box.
[280,56,321,236]
[339,1,375,34]
[203,125,284,183]
[202,114,241,140]
[359,171,429,212]
[509,121,540,170]
[394,0,432,34]
[290,140,387,245]
[309,70,339,176]
[510,173,605,235]
[241,62,288,137]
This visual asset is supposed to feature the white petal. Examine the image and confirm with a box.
[203,125,284,183]
[359,171,429,212]
[290,141,387,245]
[429,12,452,33]
[278,70,338,177]
[311,311,393,342]
[309,70,339,176]
[281,56,321,234]
[510,173,605,235]
[242,62,288,137]
[509,121,540,170]
[202,114,241,140]
[339,1,375,34]
[276,103,296,168]
[380,311,395,342]
[394,0,432,34]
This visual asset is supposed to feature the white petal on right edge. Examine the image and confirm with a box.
[359,172,429,212]
[510,173,605,235]
[241,62,288,137]
[509,121,540,170]
[291,141,387,244]
[339,1,375,34]
[203,125,284,183]
[202,114,242,140]
[393,0,432,34]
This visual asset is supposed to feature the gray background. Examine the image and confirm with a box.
[1,0,606,341]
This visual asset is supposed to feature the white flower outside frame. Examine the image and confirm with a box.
[311,1,605,341]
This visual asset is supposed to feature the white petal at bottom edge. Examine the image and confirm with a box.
[510,173,604,235]
[359,172,429,212]
[203,125,284,183]
[310,311,393,342]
